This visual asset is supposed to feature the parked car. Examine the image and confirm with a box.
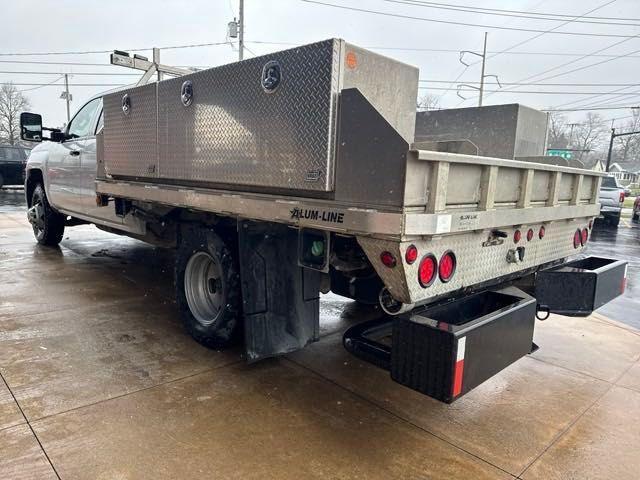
[0,144,30,188]
[633,196,640,221]
[598,175,625,226]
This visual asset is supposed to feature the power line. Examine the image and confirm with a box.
[0,41,233,57]
[553,84,638,109]
[382,0,639,26]
[480,34,640,103]
[18,75,65,92]
[421,80,640,87]
[300,0,639,38]
[0,70,140,76]
[246,41,640,58]
[482,0,617,64]
[3,40,640,63]
[458,0,621,105]
[11,82,125,87]
[543,105,640,112]
[383,0,640,22]
[424,87,640,95]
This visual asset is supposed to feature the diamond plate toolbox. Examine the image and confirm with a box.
[104,39,340,192]
[102,39,419,194]
[103,83,158,179]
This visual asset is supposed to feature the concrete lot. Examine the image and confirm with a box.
[1,188,640,479]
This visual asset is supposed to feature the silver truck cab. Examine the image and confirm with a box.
[598,175,624,226]
[24,94,144,234]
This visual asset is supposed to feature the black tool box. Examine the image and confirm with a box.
[344,287,537,403]
[535,256,628,316]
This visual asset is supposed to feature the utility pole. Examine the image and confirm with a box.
[457,33,500,106]
[63,74,70,123]
[606,128,640,171]
[238,0,244,61]
[478,32,487,107]
[568,122,579,148]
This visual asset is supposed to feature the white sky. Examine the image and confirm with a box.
[1,0,639,129]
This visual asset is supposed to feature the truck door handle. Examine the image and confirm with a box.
[70,150,80,156]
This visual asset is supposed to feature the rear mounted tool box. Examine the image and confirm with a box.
[535,256,627,316]
[343,287,537,403]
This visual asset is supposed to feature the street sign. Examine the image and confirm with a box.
[547,149,572,160]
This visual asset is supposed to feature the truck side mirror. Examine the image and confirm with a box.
[20,112,43,142]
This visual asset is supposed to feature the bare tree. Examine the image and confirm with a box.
[417,93,440,112]
[572,113,606,163]
[0,83,31,145]
[547,113,569,149]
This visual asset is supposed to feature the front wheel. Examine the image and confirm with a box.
[28,184,65,246]
[175,227,242,349]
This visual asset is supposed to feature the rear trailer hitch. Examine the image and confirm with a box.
[344,287,538,403]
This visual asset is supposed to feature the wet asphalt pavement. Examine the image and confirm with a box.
[1,186,638,328]
[2,186,640,479]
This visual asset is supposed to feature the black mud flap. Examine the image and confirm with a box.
[535,256,627,317]
[344,286,537,403]
[238,220,321,362]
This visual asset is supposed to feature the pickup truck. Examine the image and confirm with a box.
[598,175,625,226]
[18,39,627,403]
[0,144,29,188]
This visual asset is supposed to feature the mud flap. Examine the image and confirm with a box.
[238,220,321,362]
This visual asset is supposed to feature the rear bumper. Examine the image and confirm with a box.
[600,205,622,215]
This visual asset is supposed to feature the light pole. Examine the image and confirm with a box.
[606,128,640,172]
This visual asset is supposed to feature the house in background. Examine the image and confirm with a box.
[606,163,639,186]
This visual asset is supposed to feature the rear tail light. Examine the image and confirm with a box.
[405,245,418,265]
[539,226,546,239]
[619,192,625,203]
[573,230,581,249]
[513,230,522,243]
[581,228,588,245]
[526,228,534,242]
[380,251,397,268]
[438,251,456,283]
[418,254,437,288]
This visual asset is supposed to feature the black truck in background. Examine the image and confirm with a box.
[0,145,30,189]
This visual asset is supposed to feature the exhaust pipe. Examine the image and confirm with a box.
[379,287,414,316]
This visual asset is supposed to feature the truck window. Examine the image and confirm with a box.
[601,176,617,188]
[68,98,101,138]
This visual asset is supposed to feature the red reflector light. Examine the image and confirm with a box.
[380,251,397,268]
[581,228,588,246]
[438,251,456,283]
[619,192,625,203]
[418,254,437,288]
[526,228,534,242]
[514,230,522,243]
[405,245,418,265]
[539,226,546,239]
[573,230,581,249]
